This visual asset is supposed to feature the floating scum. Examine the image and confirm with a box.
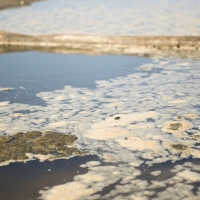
[0,131,87,165]
[1,57,200,199]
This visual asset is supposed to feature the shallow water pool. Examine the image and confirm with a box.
[0,51,200,200]
[0,52,151,105]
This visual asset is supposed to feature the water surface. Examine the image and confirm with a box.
[0,155,99,200]
[0,51,200,200]
[0,52,151,105]
[0,0,199,35]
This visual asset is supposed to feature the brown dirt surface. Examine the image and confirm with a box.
[0,0,42,10]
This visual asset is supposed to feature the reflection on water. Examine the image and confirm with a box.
[0,0,199,36]
[0,52,151,105]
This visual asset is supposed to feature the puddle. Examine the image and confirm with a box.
[0,155,99,200]
[0,52,151,105]
[0,50,200,199]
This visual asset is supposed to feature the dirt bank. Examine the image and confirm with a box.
[0,31,200,56]
[0,0,42,10]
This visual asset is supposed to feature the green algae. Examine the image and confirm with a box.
[0,136,12,144]
[171,144,188,151]
[0,131,88,164]
[25,131,42,138]
[191,135,200,142]
[169,123,183,130]
[177,116,183,120]
[192,135,200,139]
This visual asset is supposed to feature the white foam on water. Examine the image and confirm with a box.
[48,121,68,129]
[184,113,199,119]
[117,136,161,152]
[85,128,130,140]
[39,182,95,200]
[0,123,8,131]
[168,100,188,104]
[12,113,28,118]
[151,171,161,176]
[90,112,159,129]
[0,88,14,92]
[177,170,200,182]
[0,101,10,107]
[0,0,200,36]
[1,56,200,199]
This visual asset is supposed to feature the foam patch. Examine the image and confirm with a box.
[85,128,130,140]
[117,136,161,151]
[178,170,200,182]
[0,87,14,92]
[39,182,95,200]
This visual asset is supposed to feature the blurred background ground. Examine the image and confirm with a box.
[0,0,42,10]
[0,0,199,36]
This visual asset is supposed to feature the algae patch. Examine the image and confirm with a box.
[169,123,183,131]
[0,131,87,164]
[191,135,200,142]
[171,144,188,151]
[162,121,192,136]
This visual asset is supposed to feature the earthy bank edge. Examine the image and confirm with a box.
[0,32,200,56]
[0,0,42,10]
[0,131,88,165]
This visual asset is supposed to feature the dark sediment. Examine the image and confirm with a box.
[0,0,42,10]
[0,32,200,57]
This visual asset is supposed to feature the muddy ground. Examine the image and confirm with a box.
[0,32,199,57]
[0,0,42,10]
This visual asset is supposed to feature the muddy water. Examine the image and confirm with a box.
[0,0,199,36]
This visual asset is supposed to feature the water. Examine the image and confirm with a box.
[0,1,200,198]
[0,52,151,105]
[0,51,200,199]
[0,155,99,200]
[0,0,199,35]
